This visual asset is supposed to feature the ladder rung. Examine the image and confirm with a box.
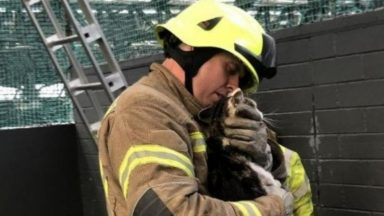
[22,0,128,144]
[69,79,102,92]
[69,73,125,95]
[80,24,102,44]
[25,0,41,6]
[46,34,79,48]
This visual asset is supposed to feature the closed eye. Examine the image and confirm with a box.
[225,60,245,78]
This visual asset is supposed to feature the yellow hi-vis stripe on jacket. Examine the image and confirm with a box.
[99,160,109,198]
[190,132,207,153]
[231,201,262,216]
[103,96,119,119]
[280,145,314,215]
[119,144,195,198]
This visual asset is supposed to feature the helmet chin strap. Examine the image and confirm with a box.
[164,42,218,95]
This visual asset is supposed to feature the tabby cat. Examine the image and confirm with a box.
[198,88,284,201]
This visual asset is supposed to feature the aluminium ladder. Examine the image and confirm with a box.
[22,0,128,143]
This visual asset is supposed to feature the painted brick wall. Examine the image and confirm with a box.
[76,9,384,216]
[255,8,384,216]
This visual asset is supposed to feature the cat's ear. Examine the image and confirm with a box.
[231,88,244,105]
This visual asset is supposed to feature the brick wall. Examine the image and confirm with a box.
[76,9,384,216]
[255,8,384,216]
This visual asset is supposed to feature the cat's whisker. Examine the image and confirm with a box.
[263,116,278,129]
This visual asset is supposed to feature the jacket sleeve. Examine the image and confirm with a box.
[281,146,314,216]
[98,98,285,216]
[267,129,314,216]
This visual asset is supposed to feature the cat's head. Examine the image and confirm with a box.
[197,88,263,133]
[225,88,263,121]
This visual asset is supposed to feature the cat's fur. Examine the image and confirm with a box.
[199,88,284,201]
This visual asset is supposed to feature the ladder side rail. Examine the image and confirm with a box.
[23,1,93,138]
[22,0,102,137]
[77,0,128,88]
[41,0,66,38]
[42,0,106,120]
[61,0,117,102]
[64,52,107,120]
[40,0,88,83]
[22,1,87,88]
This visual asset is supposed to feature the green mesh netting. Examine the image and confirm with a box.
[0,1,72,128]
[1,0,383,128]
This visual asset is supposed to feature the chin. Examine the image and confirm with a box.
[199,95,220,108]
[200,101,214,108]
[207,99,220,107]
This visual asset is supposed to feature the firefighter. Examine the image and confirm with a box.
[98,0,313,215]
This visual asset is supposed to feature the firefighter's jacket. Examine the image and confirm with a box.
[97,63,313,216]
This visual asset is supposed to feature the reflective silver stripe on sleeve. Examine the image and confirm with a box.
[119,144,195,198]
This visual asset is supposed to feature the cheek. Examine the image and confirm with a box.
[193,77,210,103]
[195,71,222,92]
[204,73,227,92]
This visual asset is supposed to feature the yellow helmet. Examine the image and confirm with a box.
[155,0,276,94]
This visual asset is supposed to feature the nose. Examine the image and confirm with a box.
[226,74,240,93]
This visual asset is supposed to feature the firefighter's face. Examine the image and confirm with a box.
[193,52,244,107]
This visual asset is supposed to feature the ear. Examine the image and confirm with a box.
[231,88,244,105]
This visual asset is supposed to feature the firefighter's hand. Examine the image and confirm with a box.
[223,100,271,167]
[267,186,294,216]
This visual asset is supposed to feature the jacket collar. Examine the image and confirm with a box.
[139,63,203,117]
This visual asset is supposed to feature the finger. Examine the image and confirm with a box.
[224,117,264,129]
[223,128,259,141]
[225,138,259,153]
[226,138,268,155]
[235,103,263,121]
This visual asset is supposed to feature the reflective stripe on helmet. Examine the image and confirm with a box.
[234,33,276,87]
[119,145,195,198]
